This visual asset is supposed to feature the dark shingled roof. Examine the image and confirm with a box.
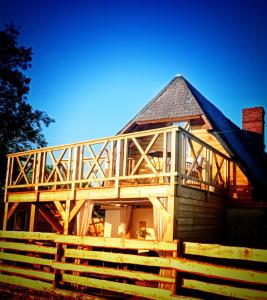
[120,75,267,191]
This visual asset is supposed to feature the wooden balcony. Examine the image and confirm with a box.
[4,126,232,204]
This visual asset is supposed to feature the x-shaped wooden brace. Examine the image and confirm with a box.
[212,154,225,185]
[130,134,159,176]
[149,197,169,221]
[14,154,33,185]
[186,139,204,180]
[46,149,66,183]
[85,142,107,180]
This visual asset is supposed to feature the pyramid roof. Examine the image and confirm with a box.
[120,75,267,191]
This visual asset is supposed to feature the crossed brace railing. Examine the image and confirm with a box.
[4,126,233,199]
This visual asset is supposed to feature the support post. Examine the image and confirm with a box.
[2,203,9,231]
[29,203,36,231]
[115,139,121,196]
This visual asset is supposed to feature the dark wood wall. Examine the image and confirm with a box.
[174,186,226,243]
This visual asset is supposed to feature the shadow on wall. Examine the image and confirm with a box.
[227,208,267,249]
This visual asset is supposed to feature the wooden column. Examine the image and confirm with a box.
[165,129,180,242]
[2,203,9,231]
[29,204,36,231]
[115,140,121,196]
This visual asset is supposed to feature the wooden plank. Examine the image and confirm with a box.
[0,241,56,255]
[53,261,175,283]
[183,278,267,300]
[54,201,67,221]
[64,248,169,268]
[178,197,225,209]
[55,235,177,251]
[184,242,267,263]
[0,230,56,241]
[29,203,36,231]
[2,203,9,230]
[69,200,86,221]
[63,273,171,300]
[0,274,53,291]
[0,264,54,281]
[0,252,53,266]
[170,258,267,285]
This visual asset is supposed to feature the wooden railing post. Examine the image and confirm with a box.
[115,139,121,195]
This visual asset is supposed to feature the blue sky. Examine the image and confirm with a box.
[1,0,267,146]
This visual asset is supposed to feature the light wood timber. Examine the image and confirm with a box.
[0,252,53,266]
[4,156,11,203]
[29,203,36,231]
[149,197,169,221]
[63,273,172,300]
[63,249,267,285]
[0,241,56,254]
[2,203,9,230]
[64,199,70,234]
[0,264,54,281]
[182,278,267,300]
[69,199,86,221]
[0,274,53,292]
[7,202,19,221]
[53,261,175,283]
[184,242,267,263]
[54,201,67,221]
[54,235,178,251]
[0,230,56,240]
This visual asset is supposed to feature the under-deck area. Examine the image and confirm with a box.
[3,126,233,241]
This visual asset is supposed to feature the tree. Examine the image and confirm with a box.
[0,23,54,193]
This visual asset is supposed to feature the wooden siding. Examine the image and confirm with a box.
[174,185,226,243]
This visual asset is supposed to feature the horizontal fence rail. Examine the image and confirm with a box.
[4,126,233,202]
[0,231,266,299]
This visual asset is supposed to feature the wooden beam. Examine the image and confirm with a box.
[54,235,178,251]
[0,241,56,254]
[0,252,53,266]
[182,278,267,300]
[54,201,67,221]
[29,203,36,231]
[0,265,54,281]
[69,200,86,222]
[53,261,175,283]
[149,197,169,221]
[64,200,70,235]
[170,257,267,285]
[0,274,53,292]
[0,230,56,240]
[7,202,19,221]
[184,242,267,263]
[3,203,9,230]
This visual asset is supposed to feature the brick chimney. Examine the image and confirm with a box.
[242,107,265,149]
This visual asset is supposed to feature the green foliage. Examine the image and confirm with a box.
[0,23,54,193]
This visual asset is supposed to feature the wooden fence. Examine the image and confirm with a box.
[0,231,266,299]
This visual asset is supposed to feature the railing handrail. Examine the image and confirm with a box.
[6,126,231,162]
[178,127,231,160]
[6,125,178,157]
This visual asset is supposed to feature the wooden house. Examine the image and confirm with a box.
[3,75,267,246]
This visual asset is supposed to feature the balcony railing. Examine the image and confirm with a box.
[4,126,232,200]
